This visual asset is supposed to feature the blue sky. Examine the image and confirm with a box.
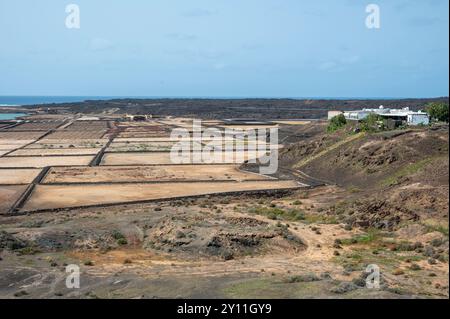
[0,0,448,98]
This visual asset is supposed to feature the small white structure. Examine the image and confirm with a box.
[327,111,343,120]
[343,106,429,126]
[407,113,429,126]
[343,110,371,121]
[125,114,151,121]
[77,116,100,121]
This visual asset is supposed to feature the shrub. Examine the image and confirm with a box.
[14,290,29,297]
[330,282,358,294]
[327,114,347,132]
[359,113,384,132]
[248,206,306,221]
[286,274,320,283]
[409,263,421,271]
[426,102,449,122]
[117,238,128,245]
[112,231,128,246]
[111,230,125,240]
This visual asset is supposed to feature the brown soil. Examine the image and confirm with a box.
[8,148,101,156]
[101,151,264,165]
[0,169,42,184]
[43,165,270,184]
[44,131,107,140]
[0,156,94,168]
[0,131,46,140]
[25,142,105,149]
[0,185,28,213]
[22,180,300,211]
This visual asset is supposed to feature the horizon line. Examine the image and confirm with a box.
[0,95,448,100]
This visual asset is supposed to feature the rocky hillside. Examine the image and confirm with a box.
[280,124,449,230]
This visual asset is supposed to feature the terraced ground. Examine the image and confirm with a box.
[0,116,448,299]
[0,118,296,214]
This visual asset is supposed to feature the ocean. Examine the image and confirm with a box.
[0,113,27,120]
[0,96,119,106]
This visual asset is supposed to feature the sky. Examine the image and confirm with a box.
[0,0,448,98]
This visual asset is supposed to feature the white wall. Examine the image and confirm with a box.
[407,114,429,125]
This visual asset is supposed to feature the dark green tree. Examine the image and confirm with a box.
[360,113,384,132]
[426,102,449,123]
[327,114,347,132]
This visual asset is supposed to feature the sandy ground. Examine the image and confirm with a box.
[114,137,176,142]
[43,165,271,184]
[26,142,106,149]
[117,134,171,139]
[272,120,312,125]
[0,151,7,156]
[0,185,28,213]
[107,142,180,152]
[65,121,109,131]
[9,122,63,131]
[0,146,19,152]
[158,119,195,127]
[113,137,236,142]
[22,114,72,121]
[117,122,164,127]
[203,141,282,151]
[38,139,108,146]
[101,152,175,165]
[101,151,268,165]
[22,180,300,211]
[0,156,94,168]
[0,132,45,140]
[109,141,176,148]
[0,140,35,145]
[218,125,279,130]
[0,142,32,149]
[8,148,101,156]
[44,131,107,140]
[3,188,446,298]
[0,168,42,184]
[107,142,205,152]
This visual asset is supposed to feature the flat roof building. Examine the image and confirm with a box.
[343,106,429,126]
[327,111,344,120]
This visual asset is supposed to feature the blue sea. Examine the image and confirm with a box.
[0,96,120,106]
[0,113,27,120]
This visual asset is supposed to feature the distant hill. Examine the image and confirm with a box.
[23,97,449,120]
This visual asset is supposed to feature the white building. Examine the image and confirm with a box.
[77,116,100,121]
[343,110,371,121]
[327,111,344,120]
[407,112,430,126]
[343,106,429,126]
